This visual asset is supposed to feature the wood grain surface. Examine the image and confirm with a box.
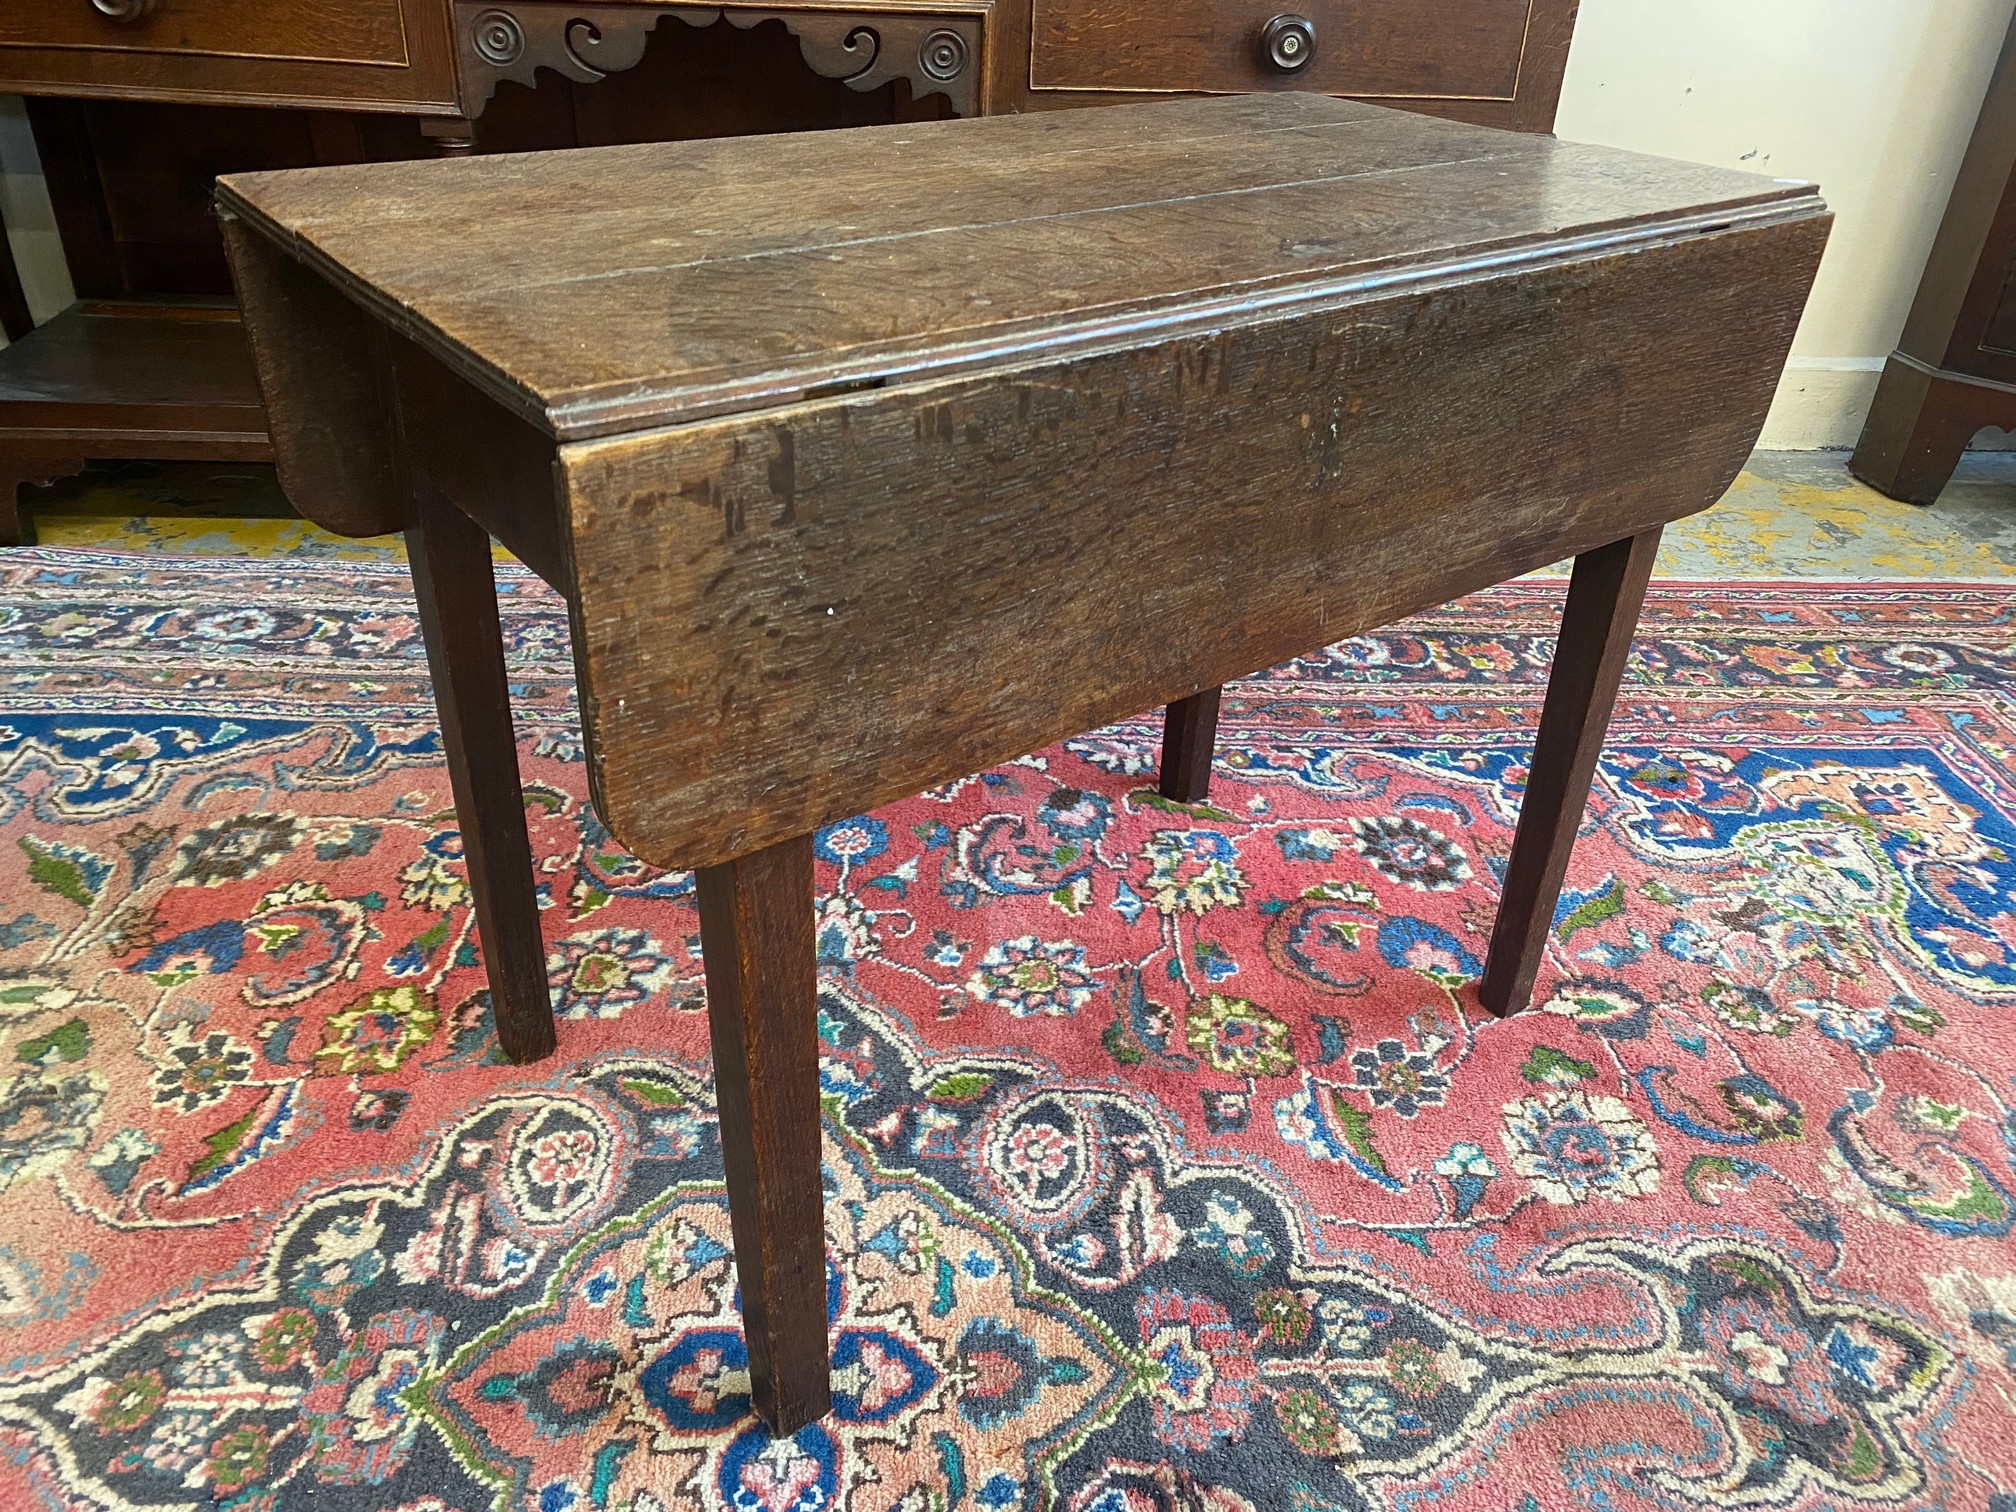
[406,482,558,1065]
[217,94,1821,440]
[558,210,1828,871]
[1478,528,1663,1017]
[220,206,405,537]
[1159,687,1224,804]
[217,95,1829,872]
[695,835,831,1434]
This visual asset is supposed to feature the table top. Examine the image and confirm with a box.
[217,93,1815,443]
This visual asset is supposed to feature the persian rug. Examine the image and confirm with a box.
[0,547,2012,1512]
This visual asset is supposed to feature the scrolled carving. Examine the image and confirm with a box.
[454,2,983,118]
[759,17,882,85]
[742,9,981,110]
[456,4,668,103]
[563,16,657,77]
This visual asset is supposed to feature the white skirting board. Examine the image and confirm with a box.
[1759,356,2016,452]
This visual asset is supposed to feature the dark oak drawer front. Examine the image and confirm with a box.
[0,0,455,111]
[0,0,410,66]
[1032,0,1532,99]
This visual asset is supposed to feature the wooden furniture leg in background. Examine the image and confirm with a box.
[1846,12,2016,507]
[1850,354,2016,507]
[1478,527,1662,1017]
[1159,685,1223,802]
[406,482,558,1065]
[0,452,88,548]
[695,834,832,1436]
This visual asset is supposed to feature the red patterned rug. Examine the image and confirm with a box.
[0,548,2012,1512]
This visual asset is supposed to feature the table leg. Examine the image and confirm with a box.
[1848,354,2012,507]
[1478,527,1662,1017]
[1,454,88,548]
[406,484,558,1065]
[1159,685,1224,802]
[696,834,831,1434]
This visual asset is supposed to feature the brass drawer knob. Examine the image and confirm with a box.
[1259,14,1315,73]
[89,0,158,19]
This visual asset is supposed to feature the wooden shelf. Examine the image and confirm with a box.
[0,299,272,544]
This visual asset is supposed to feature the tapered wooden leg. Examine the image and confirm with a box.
[696,834,831,1434]
[406,484,557,1064]
[1159,686,1224,802]
[1479,528,1662,1017]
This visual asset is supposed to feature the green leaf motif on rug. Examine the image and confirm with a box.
[619,1077,687,1107]
[926,1072,992,1104]
[1303,880,1378,906]
[1894,997,1946,1035]
[187,1105,261,1186]
[1891,1166,2011,1231]
[1327,1092,1389,1178]
[0,981,76,1011]
[19,835,111,909]
[1133,789,1237,823]
[1911,1096,1965,1132]
[1842,1420,1884,1482]
[1555,875,1624,940]
[1520,1045,1595,1085]
[1682,1153,1743,1204]
[16,1017,91,1065]
[1102,1019,1145,1065]
[1710,1253,1788,1299]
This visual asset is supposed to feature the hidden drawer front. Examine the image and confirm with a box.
[1031,0,1533,100]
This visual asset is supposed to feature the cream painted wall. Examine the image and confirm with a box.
[0,96,73,342]
[1554,0,2016,448]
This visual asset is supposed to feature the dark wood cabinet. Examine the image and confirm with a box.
[1850,9,2016,504]
[0,0,459,111]
[0,0,1583,543]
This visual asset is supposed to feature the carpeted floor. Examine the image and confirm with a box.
[1,547,2014,1511]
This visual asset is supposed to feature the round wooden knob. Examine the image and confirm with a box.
[90,0,157,19]
[1258,14,1315,73]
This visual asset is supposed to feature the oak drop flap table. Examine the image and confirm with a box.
[216,94,1829,1433]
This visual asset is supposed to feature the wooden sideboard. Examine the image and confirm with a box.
[0,0,1581,542]
[1850,9,2016,505]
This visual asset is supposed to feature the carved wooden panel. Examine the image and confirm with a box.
[454,1,985,118]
